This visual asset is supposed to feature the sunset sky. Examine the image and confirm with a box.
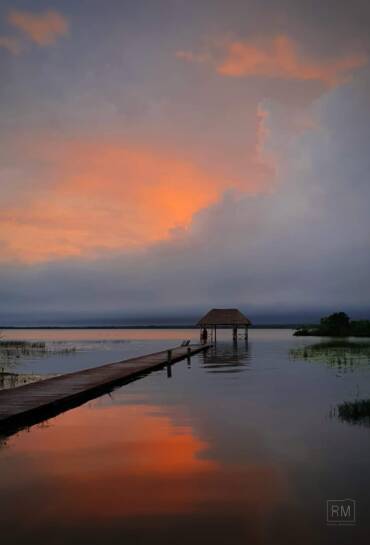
[1,0,370,323]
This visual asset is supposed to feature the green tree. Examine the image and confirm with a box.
[350,320,370,337]
[319,312,350,336]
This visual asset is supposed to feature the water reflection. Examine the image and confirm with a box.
[290,340,370,370]
[1,329,370,544]
[0,400,286,543]
[292,340,370,428]
[201,340,250,373]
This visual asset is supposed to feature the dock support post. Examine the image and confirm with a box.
[187,346,191,367]
[245,327,248,340]
[166,349,173,377]
[233,327,237,341]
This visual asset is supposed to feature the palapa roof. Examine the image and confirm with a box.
[196,308,251,327]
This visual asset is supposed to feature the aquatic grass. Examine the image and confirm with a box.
[0,340,46,349]
[0,337,71,389]
[337,399,370,427]
[0,339,76,369]
[290,341,370,368]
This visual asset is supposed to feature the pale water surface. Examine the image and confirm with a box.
[0,328,370,544]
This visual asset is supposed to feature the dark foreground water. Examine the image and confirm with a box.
[0,328,370,544]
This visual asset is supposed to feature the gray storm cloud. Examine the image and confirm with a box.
[1,70,370,323]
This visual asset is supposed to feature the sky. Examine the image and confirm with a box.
[1,0,370,324]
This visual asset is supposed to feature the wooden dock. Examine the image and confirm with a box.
[0,344,209,434]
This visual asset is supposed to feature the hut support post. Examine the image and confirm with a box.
[196,309,251,344]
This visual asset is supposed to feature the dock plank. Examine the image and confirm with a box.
[0,344,209,432]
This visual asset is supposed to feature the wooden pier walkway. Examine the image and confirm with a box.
[0,343,209,434]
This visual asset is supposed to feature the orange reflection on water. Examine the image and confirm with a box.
[1,398,288,533]
[4,402,218,518]
[2,328,199,342]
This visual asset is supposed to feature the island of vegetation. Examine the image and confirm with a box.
[294,312,370,337]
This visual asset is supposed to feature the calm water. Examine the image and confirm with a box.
[1,328,370,544]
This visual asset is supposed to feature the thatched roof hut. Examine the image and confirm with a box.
[197,308,251,327]
[197,308,251,341]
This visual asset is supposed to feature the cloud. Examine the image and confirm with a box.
[178,35,367,87]
[2,72,370,318]
[0,134,272,263]
[7,9,68,46]
[0,35,22,55]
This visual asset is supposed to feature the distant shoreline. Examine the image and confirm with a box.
[0,324,300,330]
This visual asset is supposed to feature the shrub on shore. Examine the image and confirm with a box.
[294,312,370,337]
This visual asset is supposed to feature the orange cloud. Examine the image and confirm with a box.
[8,9,68,46]
[0,135,270,263]
[0,35,22,55]
[178,35,367,86]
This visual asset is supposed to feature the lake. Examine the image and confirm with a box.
[0,328,370,544]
